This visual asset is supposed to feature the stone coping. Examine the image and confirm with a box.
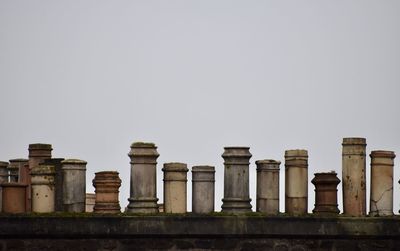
[0,214,399,238]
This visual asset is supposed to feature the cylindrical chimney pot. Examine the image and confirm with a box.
[221,147,252,213]
[31,164,56,213]
[312,172,340,215]
[93,171,121,214]
[163,162,188,213]
[369,150,396,216]
[28,143,53,169]
[62,159,87,212]
[43,158,65,212]
[28,143,52,212]
[85,193,95,212]
[1,183,27,213]
[127,142,159,213]
[18,163,30,212]
[285,149,308,215]
[342,137,367,216]
[9,159,27,182]
[0,161,9,213]
[0,161,9,183]
[192,165,215,214]
[256,159,280,214]
[18,163,30,184]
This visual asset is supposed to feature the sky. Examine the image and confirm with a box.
[1,0,399,213]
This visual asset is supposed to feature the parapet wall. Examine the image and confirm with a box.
[1,215,399,251]
[1,140,399,250]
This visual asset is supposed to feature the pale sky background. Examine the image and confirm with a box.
[1,1,399,213]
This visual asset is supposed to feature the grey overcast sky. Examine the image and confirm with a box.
[1,1,399,212]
